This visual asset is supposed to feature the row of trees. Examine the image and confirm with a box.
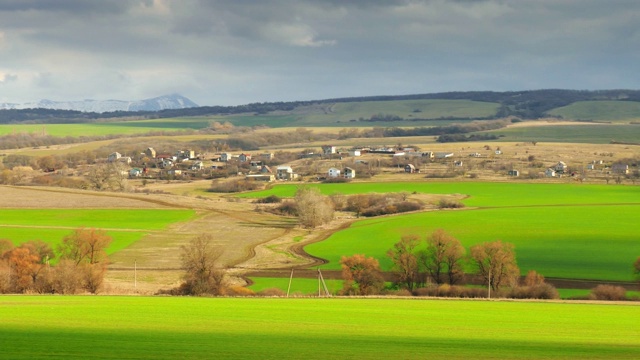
[339,230,524,296]
[0,228,111,294]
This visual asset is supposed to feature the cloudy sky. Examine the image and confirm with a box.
[0,0,638,106]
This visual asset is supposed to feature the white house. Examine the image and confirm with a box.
[322,145,337,154]
[107,152,121,162]
[343,167,356,179]
[220,153,232,162]
[327,167,341,178]
[276,166,296,180]
[545,168,556,177]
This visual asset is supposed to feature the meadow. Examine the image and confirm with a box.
[245,182,640,281]
[488,124,640,143]
[0,209,195,253]
[547,100,640,122]
[0,296,638,359]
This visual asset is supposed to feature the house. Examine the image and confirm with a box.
[238,153,252,162]
[159,159,174,169]
[435,152,454,159]
[422,152,434,159]
[586,164,595,170]
[129,168,143,177]
[250,161,264,171]
[507,170,520,177]
[327,168,341,178]
[554,161,567,173]
[246,174,275,182]
[118,156,132,165]
[176,150,195,160]
[220,153,232,162]
[545,168,556,177]
[322,145,337,155]
[107,152,122,162]
[145,147,156,158]
[612,164,629,174]
[260,153,274,160]
[343,167,356,179]
[190,161,204,171]
[405,164,416,173]
[276,166,297,180]
[495,150,502,155]
[348,150,361,157]
[259,165,273,174]
[454,161,463,167]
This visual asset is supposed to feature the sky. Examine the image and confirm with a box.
[0,0,639,106]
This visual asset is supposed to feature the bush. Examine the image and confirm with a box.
[272,201,298,216]
[589,285,627,301]
[227,285,255,296]
[322,177,350,183]
[507,284,559,299]
[413,285,486,298]
[438,198,465,209]
[209,179,262,193]
[255,195,282,204]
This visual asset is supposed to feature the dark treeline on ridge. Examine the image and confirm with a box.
[2,89,640,124]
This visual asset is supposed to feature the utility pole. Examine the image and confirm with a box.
[287,268,293,298]
[134,259,137,292]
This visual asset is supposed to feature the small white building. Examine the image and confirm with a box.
[322,145,337,154]
[348,150,361,157]
[545,168,556,177]
[107,152,122,162]
[327,167,341,178]
[343,167,356,179]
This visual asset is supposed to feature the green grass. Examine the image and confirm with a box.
[0,209,195,253]
[243,182,640,281]
[0,296,638,359]
[248,277,344,295]
[547,101,640,122]
[306,205,640,281]
[489,124,640,143]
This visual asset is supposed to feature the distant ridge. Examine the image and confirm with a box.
[0,94,198,113]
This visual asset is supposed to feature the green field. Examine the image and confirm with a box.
[248,276,344,295]
[547,101,640,122]
[245,182,640,281]
[0,296,638,359]
[0,209,195,253]
[489,124,640,143]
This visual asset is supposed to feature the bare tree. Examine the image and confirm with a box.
[421,229,465,285]
[180,234,226,296]
[470,240,520,292]
[295,186,334,228]
[634,256,640,287]
[340,254,384,295]
[387,235,420,291]
[58,228,112,293]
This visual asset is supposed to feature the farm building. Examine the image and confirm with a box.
[246,174,275,182]
[343,167,356,179]
[107,152,121,162]
[322,145,337,154]
[611,164,629,174]
[405,164,416,173]
[328,168,341,178]
[545,168,557,177]
[507,170,520,177]
[276,166,297,180]
[554,161,567,173]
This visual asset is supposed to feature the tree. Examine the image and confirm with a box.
[634,257,640,286]
[340,254,384,295]
[180,234,226,296]
[4,247,39,293]
[470,240,520,292]
[294,186,334,228]
[58,228,112,293]
[387,235,420,291]
[421,229,465,285]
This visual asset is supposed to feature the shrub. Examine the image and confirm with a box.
[272,201,297,216]
[209,179,261,193]
[227,285,255,297]
[438,198,465,209]
[589,285,627,301]
[322,177,350,184]
[507,284,559,299]
[257,287,286,297]
[255,195,282,204]
[413,285,486,298]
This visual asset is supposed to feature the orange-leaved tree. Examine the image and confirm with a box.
[340,254,384,295]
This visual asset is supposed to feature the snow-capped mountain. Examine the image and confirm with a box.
[0,94,198,113]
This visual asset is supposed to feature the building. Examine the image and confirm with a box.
[545,168,556,177]
[276,166,297,180]
[327,167,341,178]
[507,170,520,177]
[107,152,122,162]
[405,164,416,173]
[343,167,356,179]
[322,145,337,155]
[612,164,629,174]
[238,153,252,162]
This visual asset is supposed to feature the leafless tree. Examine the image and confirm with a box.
[295,186,334,228]
[180,234,226,296]
[421,229,465,285]
[470,240,520,292]
[387,235,420,291]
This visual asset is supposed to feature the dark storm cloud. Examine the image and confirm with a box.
[0,0,638,105]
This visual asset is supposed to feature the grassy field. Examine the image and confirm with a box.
[0,296,638,360]
[244,182,640,281]
[488,124,640,143]
[0,209,195,253]
[547,101,640,122]
[248,276,344,295]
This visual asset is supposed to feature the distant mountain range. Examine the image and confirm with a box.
[0,94,198,113]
